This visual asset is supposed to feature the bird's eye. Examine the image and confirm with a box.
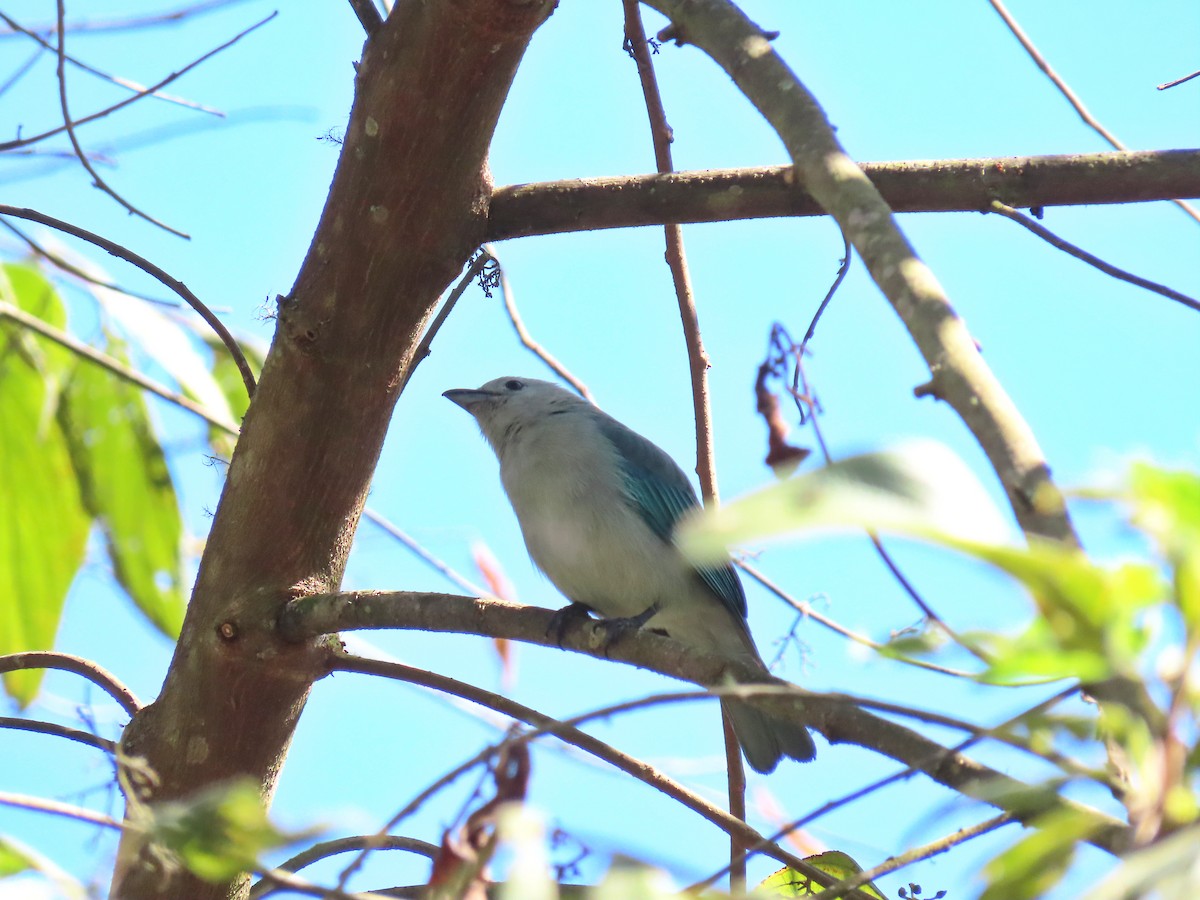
[504,379,524,391]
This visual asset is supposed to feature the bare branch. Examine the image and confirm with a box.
[643,0,1077,544]
[0,217,174,305]
[737,561,978,678]
[0,299,242,432]
[54,0,189,237]
[0,205,256,397]
[249,835,437,899]
[0,10,222,116]
[1158,68,1200,91]
[0,790,121,829]
[0,12,275,153]
[485,245,594,401]
[988,201,1200,313]
[985,0,1200,226]
[0,716,115,753]
[819,813,1017,900]
[0,651,141,715]
[0,0,257,38]
[621,0,717,507]
[347,0,383,36]
[399,252,492,394]
[329,653,810,873]
[486,149,1200,241]
[278,590,1130,854]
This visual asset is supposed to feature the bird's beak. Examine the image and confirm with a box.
[442,388,491,411]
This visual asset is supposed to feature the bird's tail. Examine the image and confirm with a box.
[721,697,816,774]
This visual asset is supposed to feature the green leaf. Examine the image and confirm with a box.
[1128,463,1200,629]
[980,808,1097,900]
[59,333,187,637]
[757,851,886,897]
[0,267,91,705]
[1084,823,1200,900]
[0,834,85,897]
[0,835,37,878]
[677,441,1009,565]
[147,778,309,883]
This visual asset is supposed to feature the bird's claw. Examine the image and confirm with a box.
[546,602,594,647]
[594,603,660,656]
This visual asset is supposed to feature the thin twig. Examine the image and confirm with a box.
[398,252,491,394]
[800,233,851,349]
[1158,68,1200,91]
[331,653,824,890]
[249,835,437,899]
[621,0,716,503]
[484,244,593,401]
[330,653,807,869]
[1,0,257,37]
[623,9,738,881]
[986,0,1200,226]
[0,218,174,305]
[791,346,992,664]
[0,300,241,432]
[55,0,188,237]
[820,813,1017,900]
[362,509,487,597]
[0,11,222,116]
[0,12,275,153]
[0,716,115,753]
[0,205,256,397]
[0,46,41,98]
[0,790,121,829]
[737,560,978,678]
[693,686,1083,890]
[989,200,1200,313]
[0,651,141,715]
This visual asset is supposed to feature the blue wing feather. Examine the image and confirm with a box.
[594,414,748,622]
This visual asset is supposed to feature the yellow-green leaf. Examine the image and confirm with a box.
[758,850,886,897]
[58,334,187,637]
[0,266,90,705]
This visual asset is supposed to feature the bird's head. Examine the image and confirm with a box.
[443,377,587,454]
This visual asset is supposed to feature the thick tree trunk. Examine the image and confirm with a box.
[111,2,553,898]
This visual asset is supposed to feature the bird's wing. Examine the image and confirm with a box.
[595,415,748,621]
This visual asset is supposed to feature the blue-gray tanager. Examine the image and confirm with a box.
[444,376,815,773]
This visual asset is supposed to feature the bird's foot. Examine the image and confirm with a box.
[594,603,660,656]
[546,602,594,647]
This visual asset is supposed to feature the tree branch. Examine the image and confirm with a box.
[278,591,1131,855]
[486,149,1200,241]
[0,716,115,753]
[0,650,141,715]
[640,0,1078,544]
[328,652,812,874]
[109,2,555,896]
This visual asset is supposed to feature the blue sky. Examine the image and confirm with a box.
[2,0,1199,897]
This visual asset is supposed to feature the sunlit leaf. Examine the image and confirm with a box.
[0,834,86,898]
[59,333,187,637]
[1128,463,1200,630]
[758,850,886,897]
[1085,822,1200,900]
[0,835,36,878]
[980,808,1097,900]
[147,778,312,883]
[0,266,91,705]
[678,441,1010,565]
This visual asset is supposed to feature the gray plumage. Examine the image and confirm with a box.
[444,376,814,772]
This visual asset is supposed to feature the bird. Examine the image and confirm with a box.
[443,376,815,773]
